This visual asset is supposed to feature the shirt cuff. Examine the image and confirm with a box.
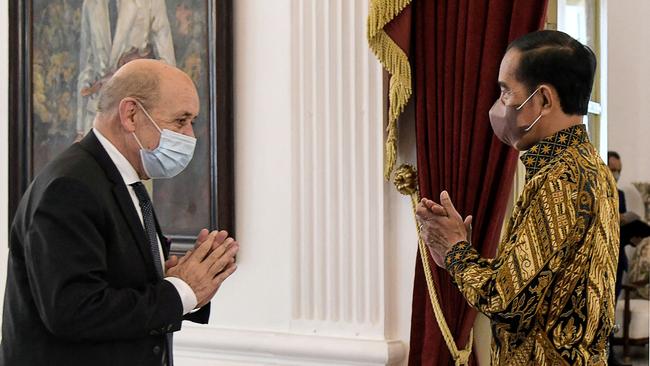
[165,277,198,315]
[444,240,473,275]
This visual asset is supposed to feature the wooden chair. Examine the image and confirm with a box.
[612,242,650,365]
[612,283,649,363]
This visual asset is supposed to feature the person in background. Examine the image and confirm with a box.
[608,151,637,298]
[608,151,650,365]
[607,150,630,366]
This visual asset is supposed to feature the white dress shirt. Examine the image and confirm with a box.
[93,128,197,314]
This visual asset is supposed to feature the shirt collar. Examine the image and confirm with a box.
[93,128,141,186]
[520,124,589,181]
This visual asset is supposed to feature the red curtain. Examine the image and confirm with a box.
[407,1,548,365]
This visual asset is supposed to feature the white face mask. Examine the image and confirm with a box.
[131,101,197,179]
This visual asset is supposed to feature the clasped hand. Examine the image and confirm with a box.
[165,229,239,308]
[415,191,472,268]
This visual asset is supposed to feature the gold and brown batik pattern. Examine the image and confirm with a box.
[445,124,620,365]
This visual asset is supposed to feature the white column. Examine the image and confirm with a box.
[290,0,386,338]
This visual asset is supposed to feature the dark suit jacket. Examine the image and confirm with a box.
[1,131,209,366]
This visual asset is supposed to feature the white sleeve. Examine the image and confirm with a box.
[150,0,176,65]
[164,277,198,315]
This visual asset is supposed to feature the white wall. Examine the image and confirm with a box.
[607,0,650,187]
[384,122,418,354]
[205,0,294,332]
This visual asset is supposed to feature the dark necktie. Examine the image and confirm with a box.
[108,0,118,43]
[130,182,163,277]
[130,182,173,366]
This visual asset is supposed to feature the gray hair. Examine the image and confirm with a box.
[96,71,160,114]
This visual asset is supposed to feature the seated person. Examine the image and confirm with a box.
[627,237,650,299]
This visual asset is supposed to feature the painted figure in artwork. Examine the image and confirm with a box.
[76,0,176,140]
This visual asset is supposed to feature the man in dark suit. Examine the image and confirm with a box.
[607,150,641,366]
[608,151,630,299]
[1,59,239,365]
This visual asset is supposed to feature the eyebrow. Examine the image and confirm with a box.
[498,81,509,89]
[176,112,196,119]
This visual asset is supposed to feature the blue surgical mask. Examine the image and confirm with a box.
[132,101,197,179]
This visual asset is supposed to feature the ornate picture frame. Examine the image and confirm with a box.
[8,0,234,254]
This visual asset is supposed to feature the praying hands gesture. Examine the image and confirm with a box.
[166,229,239,308]
[415,191,472,268]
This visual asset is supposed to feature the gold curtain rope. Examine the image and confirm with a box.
[394,165,473,366]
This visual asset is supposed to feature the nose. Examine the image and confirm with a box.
[183,124,195,138]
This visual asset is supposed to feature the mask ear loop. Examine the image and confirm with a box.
[133,100,163,133]
[523,113,543,132]
[516,87,543,132]
[516,87,541,111]
[132,132,146,150]
[131,99,163,150]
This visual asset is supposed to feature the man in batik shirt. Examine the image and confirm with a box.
[417,30,619,365]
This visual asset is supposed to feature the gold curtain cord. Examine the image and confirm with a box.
[367,0,413,180]
[393,165,473,366]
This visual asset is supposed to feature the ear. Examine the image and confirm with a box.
[118,98,139,133]
[538,85,555,116]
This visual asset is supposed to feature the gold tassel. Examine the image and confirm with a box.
[367,0,413,180]
[393,164,474,366]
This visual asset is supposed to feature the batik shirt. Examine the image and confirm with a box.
[445,124,620,365]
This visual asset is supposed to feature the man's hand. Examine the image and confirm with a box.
[164,228,229,272]
[166,230,239,308]
[165,255,179,272]
[415,191,471,268]
[193,228,231,253]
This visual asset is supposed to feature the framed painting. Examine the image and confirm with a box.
[8,0,234,254]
